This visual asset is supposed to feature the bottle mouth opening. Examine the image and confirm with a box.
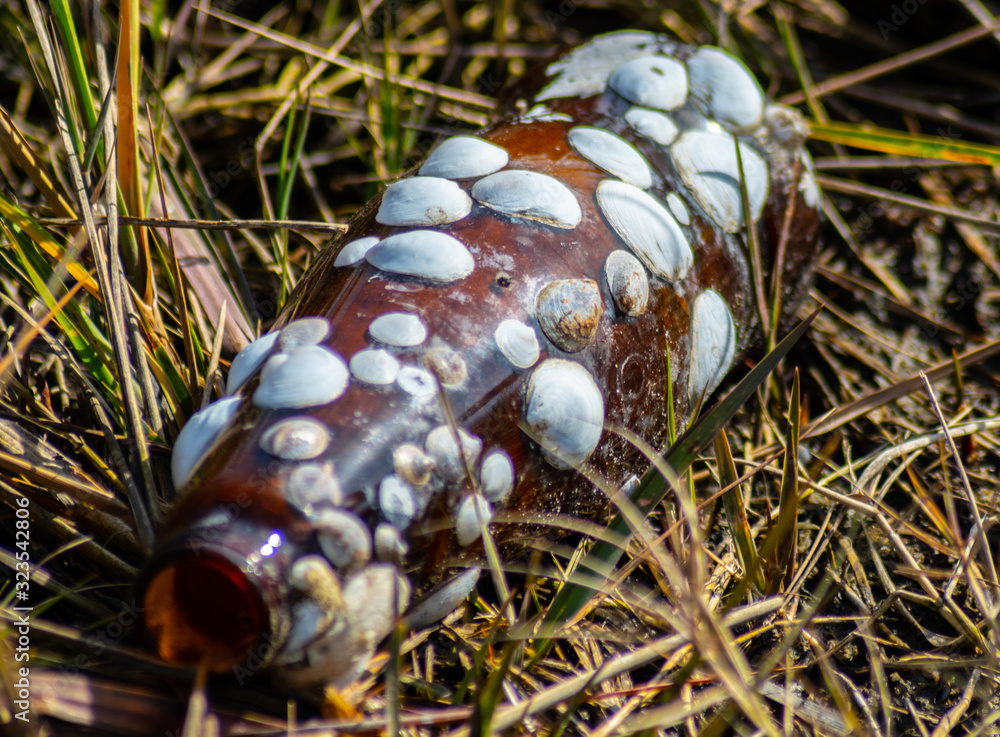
[141,551,267,672]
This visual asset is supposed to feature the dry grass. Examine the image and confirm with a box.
[2,0,1000,735]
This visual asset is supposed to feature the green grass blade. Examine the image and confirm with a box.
[809,120,1000,166]
[759,369,801,594]
[714,429,762,592]
[275,92,311,301]
[666,347,676,445]
[471,636,517,737]
[0,220,117,394]
[378,41,403,175]
[24,0,85,161]
[82,83,114,173]
[0,192,97,294]
[277,93,311,222]
[50,0,98,133]
[154,343,192,421]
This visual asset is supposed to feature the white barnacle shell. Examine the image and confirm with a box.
[799,150,820,208]
[376,176,472,227]
[374,523,409,563]
[670,130,768,233]
[287,553,340,610]
[397,365,437,398]
[538,30,662,101]
[686,46,764,133]
[226,332,278,394]
[378,474,418,529]
[480,450,514,503]
[625,107,679,146]
[286,461,342,513]
[171,395,241,488]
[455,494,494,547]
[535,279,603,353]
[419,136,509,179]
[423,347,467,386]
[273,564,412,692]
[425,425,482,483]
[472,170,582,229]
[524,359,605,469]
[405,568,480,628]
[254,345,350,409]
[366,230,474,283]
[519,104,573,123]
[596,179,692,282]
[334,236,379,267]
[608,55,688,111]
[567,126,653,189]
[278,317,330,353]
[688,289,737,404]
[315,509,372,570]
[285,558,339,632]
[603,250,649,316]
[393,443,435,488]
[349,348,400,386]
[288,554,341,598]
[762,103,810,149]
[369,312,427,348]
[494,319,540,369]
[285,589,339,658]
[259,416,330,460]
[409,479,436,517]
[279,557,341,659]
[666,192,690,225]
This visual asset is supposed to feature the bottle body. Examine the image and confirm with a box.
[138,31,821,692]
